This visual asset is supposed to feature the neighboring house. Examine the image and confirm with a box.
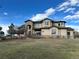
[24,18,74,39]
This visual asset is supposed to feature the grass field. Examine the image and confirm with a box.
[0,38,79,59]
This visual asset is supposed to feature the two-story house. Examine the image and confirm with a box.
[25,18,74,39]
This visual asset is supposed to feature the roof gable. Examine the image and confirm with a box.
[25,18,66,23]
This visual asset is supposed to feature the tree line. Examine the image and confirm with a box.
[0,23,25,40]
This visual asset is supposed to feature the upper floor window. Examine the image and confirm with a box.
[34,23,41,28]
[45,20,49,25]
[58,23,60,26]
[58,22,65,27]
[28,25,31,29]
[61,23,64,26]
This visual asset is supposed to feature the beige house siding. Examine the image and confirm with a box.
[25,21,33,35]
[59,29,67,38]
[41,27,59,38]
[41,29,51,37]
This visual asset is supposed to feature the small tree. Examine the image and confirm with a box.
[0,27,2,31]
[0,26,5,40]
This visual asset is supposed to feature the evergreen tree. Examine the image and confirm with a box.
[0,26,5,39]
[7,23,16,38]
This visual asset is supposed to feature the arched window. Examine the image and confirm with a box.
[28,25,31,29]
[58,23,60,26]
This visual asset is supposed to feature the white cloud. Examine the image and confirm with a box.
[64,8,75,13]
[64,11,79,20]
[57,2,69,11]
[3,12,8,16]
[66,25,79,32]
[64,14,79,19]
[30,8,55,21]
[77,4,79,6]
[74,20,79,23]
[0,24,9,35]
[64,15,72,20]
[58,2,69,8]
[75,11,79,15]
[57,0,79,11]
[45,8,55,16]
[69,0,79,6]
[58,6,68,11]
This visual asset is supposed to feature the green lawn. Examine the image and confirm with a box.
[0,38,79,59]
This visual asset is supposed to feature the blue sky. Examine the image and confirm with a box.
[0,0,79,34]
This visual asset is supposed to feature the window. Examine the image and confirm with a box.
[45,20,49,25]
[67,32,70,38]
[28,25,31,29]
[52,29,56,34]
[67,32,70,35]
[58,22,65,27]
[58,23,60,26]
[61,23,65,27]
[34,23,40,28]
[36,24,40,27]
[61,23,63,25]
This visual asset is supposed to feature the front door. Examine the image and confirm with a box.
[67,32,70,38]
[27,25,32,36]
[28,31,31,35]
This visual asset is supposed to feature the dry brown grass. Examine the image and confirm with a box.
[0,38,79,59]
